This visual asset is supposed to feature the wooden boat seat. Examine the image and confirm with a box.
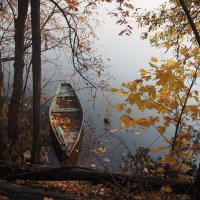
[57,93,75,97]
[52,108,80,113]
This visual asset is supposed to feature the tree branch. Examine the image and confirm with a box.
[172,65,199,150]
[178,0,200,46]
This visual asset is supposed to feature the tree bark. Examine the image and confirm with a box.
[0,52,7,159]
[7,0,29,143]
[31,0,41,163]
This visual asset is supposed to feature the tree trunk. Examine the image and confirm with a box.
[193,164,200,200]
[31,0,41,163]
[0,52,7,159]
[7,0,29,143]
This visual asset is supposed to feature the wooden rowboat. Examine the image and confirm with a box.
[49,83,84,166]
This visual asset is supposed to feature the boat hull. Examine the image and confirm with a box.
[49,83,84,166]
[50,126,83,166]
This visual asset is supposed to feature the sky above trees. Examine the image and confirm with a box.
[95,0,168,86]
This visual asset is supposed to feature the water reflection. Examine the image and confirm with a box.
[72,82,169,172]
[42,56,170,172]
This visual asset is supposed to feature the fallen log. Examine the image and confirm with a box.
[0,160,54,176]
[0,180,82,200]
[0,166,195,195]
[0,160,54,169]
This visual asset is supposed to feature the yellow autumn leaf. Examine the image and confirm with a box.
[125,108,132,114]
[91,149,100,154]
[178,174,190,181]
[164,41,171,48]
[157,105,167,114]
[171,163,181,170]
[177,151,191,159]
[151,145,167,153]
[98,147,108,153]
[146,99,155,109]
[180,47,190,58]
[179,163,192,171]
[151,57,159,62]
[157,126,166,134]
[129,93,143,107]
[127,93,135,105]
[140,68,149,75]
[146,85,156,98]
[160,155,177,164]
[148,162,155,166]
[65,0,79,10]
[149,62,158,69]
[148,116,160,124]
[170,100,179,110]
[179,132,191,139]
[162,185,172,193]
[111,88,128,96]
[156,167,165,173]
[192,47,200,56]
[120,115,132,127]
[156,69,174,86]
[150,169,156,174]
[194,90,199,96]
[181,138,189,146]
[186,153,193,159]
[115,104,124,111]
[143,75,151,81]
[137,118,149,127]
[191,144,200,151]
[134,79,143,84]
[134,196,143,200]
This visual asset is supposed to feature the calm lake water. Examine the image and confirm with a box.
[43,0,172,172]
